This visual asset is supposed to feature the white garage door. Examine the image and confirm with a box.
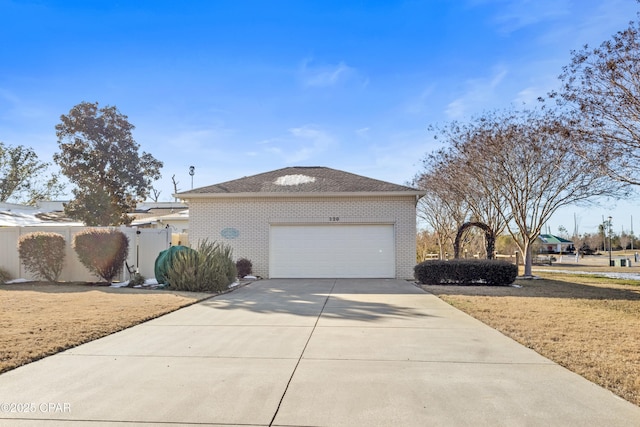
[269,224,395,278]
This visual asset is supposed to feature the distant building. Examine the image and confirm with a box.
[0,201,82,227]
[129,202,188,232]
[538,234,574,254]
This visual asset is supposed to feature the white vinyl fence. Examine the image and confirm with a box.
[0,226,171,282]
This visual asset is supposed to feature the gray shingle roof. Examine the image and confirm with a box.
[177,166,420,195]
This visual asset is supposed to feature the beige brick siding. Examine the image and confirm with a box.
[188,196,417,279]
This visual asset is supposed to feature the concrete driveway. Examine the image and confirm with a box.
[1,279,639,426]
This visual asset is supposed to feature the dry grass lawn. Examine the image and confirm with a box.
[0,282,211,374]
[422,272,640,406]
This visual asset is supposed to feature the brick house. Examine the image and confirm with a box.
[176,166,425,279]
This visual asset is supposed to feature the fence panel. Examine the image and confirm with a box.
[0,228,20,279]
[127,228,171,279]
[1,226,171,283]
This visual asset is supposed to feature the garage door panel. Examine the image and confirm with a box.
[269,225,395,278]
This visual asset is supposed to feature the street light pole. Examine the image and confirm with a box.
[608,216,613,267]
[625,215,633,251]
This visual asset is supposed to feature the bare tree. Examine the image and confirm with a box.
[418,145,510,257]
[555,17,640,185]
[171,174,180,202]
[426,108,627,276]
[581,232,602,253]
[619,229,632,251]
[149,188,161,202]
[413,171,468,259]
[416,230,439,262]
[557,225,569,239]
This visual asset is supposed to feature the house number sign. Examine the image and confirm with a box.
[220,227,240,239]
[329,217,340,222]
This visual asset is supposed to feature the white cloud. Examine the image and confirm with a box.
[167,129,220,151]
[352,128,434,186]
[261,124,335,164]
[0,88,51,121]
[445,66,508,119]
[475,0,571,34]
[444,100,466,120]
[474,0,636,47]
[151,126,238,171]
[355,127,370,138]
[537,0,638,50]
[514,87,541,105]
[289,126,327,140]
[404,85,436,115]
[0,88,21,104]
[299,59,362,88]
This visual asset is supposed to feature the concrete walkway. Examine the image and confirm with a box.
[1,279,639,426]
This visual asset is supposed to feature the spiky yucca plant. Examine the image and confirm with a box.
[166,240,236,292]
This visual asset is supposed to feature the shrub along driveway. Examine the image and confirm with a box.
[0,279,639,426]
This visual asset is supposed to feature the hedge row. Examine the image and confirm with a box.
[16,229,129,283]
[414,259,517,286]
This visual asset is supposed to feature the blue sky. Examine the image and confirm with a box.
[1,0,639,235]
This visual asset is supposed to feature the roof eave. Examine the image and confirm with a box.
[174,191,426,200]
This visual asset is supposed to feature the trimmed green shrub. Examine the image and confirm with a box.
[236,258,253,277]
[73,228,129,283]
[0,266,13,284]
[414,259,517,286]
[17,232,66,282]
[166,240,237,292]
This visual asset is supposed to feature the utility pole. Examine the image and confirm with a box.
[602,215,606,252]
[608,216,613,267]
[632,215,634,251]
